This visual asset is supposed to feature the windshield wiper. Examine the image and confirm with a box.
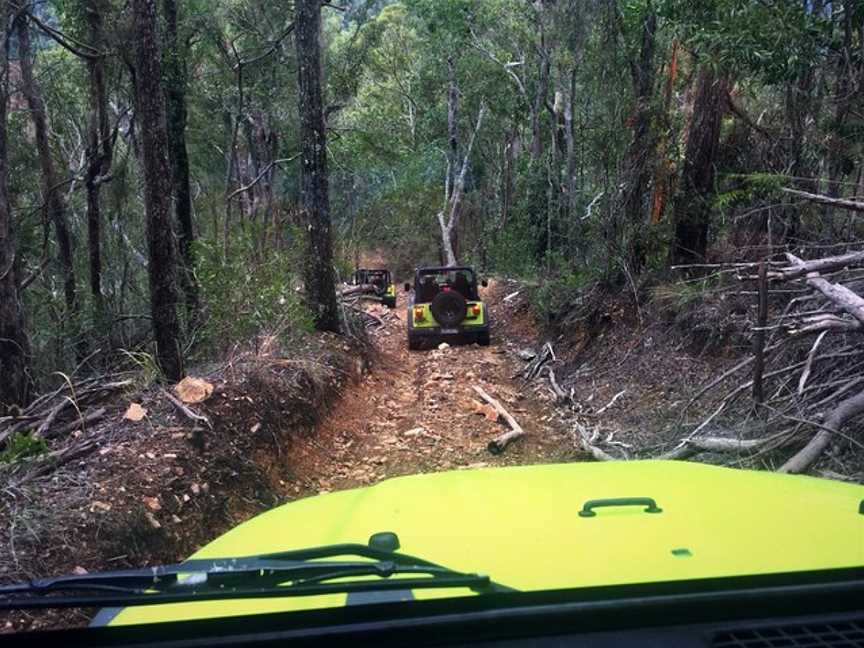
[0,541,514,610]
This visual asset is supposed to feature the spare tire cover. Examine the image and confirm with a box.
[430,290,467,327]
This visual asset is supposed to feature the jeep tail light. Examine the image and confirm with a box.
[414,306,425,321]
[470,305,481,317]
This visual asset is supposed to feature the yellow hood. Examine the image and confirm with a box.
[109,460,864,625]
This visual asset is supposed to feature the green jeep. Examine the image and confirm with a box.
[405,266,490,350]
[352,268,396,308]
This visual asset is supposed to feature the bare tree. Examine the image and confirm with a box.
[295,0,340,332]
[0,0,31,411]
[437,87,486,267]
[132,0,183,380]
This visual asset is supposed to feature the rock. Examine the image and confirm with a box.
[144,512,161,529]
[143,496,162,511]
[123,403,147,422]
[438,342,450,350]
[404,427,426,437]
[517,348,537,361]
[175,377,214,404]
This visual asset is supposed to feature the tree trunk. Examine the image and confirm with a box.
[15,13,78,319]
[822,0,856,223]
[0,0,31,412]
[83,0,113,310]
[530,31,550,161]
[670,68,730,266]
[295,0,340,332]
[620,9,657,273]
[446,56,459,199]
[132,0,184,380]
[162,0,200,323]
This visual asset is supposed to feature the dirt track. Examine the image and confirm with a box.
[284,280,576,495]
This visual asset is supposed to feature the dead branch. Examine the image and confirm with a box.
[773,249,864,280]
[798,331,827,395]
[594,390,626,416]
[473,385,526,454]
[779,388,864,474]
[781,188,864,214]
[340,283,378,298]
[572,422,617,461]
[162,389,212,429]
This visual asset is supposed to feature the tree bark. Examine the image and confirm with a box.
[438,103,486,267]
[670,67,730,266]
[162,0,200,323]
[15,13,78,319]
[0,0,31,412]
[620,9,657,272]
[530,20,550,161]
[295,0,340,332]
[83,0,113,309]
[132,0,183,380]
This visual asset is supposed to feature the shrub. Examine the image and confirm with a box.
[0,432,49,464]
[195,226,314,353]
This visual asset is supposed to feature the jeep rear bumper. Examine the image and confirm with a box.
[408,322,489,337]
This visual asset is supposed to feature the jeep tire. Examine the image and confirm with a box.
[430,291,467,327]
[476,331,491,347]
[408,332,421,351]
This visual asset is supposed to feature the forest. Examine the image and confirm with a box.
[0,0,864,627]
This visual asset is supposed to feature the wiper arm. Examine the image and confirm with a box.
[0,543,514,611]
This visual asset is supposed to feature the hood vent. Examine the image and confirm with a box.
[712,619,864,647]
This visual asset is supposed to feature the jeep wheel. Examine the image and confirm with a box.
[407,333,421,351]
[430,291,467,327]
[476,331,491,347]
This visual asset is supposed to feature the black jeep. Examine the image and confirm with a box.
[352,268,396,308]
[405,266,490,350]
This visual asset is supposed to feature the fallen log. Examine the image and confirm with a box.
[340,283,379,298]
[773,249,864,280]
[473,385,526,454]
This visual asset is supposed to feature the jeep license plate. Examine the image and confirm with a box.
[441,328,459,335]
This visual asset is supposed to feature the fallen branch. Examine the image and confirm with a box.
[779,387,864,474]
[798,331,827,395]
[162,389,211,428]
[572,422,617,461]
[781,188,864,214]
[473,386,525,454]
[594,390,626,416]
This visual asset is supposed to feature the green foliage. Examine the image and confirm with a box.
[0,432,49,464]
[120,350,164,389]
[652,279,718,311]
[195,227,314,352]
[530,267,602,325]
[658,0,832,82]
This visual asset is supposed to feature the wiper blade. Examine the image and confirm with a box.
[0,543,514,610]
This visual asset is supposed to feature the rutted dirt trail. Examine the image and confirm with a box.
[284,280,576,495]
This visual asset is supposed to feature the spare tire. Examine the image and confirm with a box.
[430,290,467,327]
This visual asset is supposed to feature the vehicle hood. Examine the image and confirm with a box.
[108,460,864,625]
